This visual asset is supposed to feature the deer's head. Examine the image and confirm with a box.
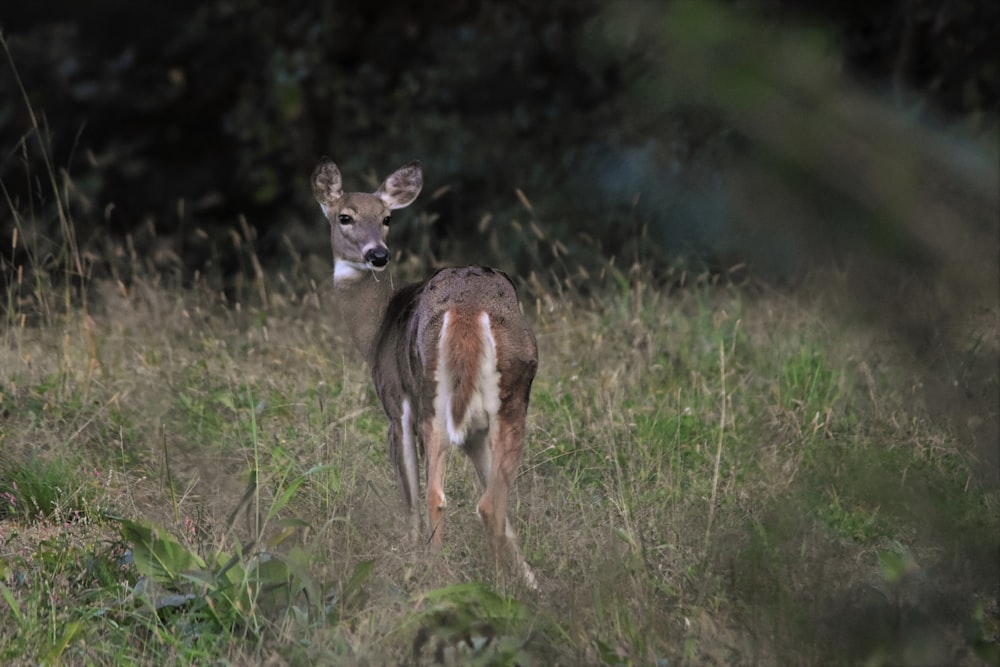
[311,158,423,277]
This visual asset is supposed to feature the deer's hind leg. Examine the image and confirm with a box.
[468,413,537,590]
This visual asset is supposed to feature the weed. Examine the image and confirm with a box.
[0,456,98,524]
[406,582,556,666]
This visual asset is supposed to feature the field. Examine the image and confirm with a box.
[1,202,997,665]
[2,1,999,662]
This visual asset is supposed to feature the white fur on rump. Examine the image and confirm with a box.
[434,310,502,446]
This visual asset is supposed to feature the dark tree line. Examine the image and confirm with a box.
[1,0,996,287]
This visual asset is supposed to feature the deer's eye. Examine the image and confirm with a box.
[338,214,353,225]
[382,216,392,226]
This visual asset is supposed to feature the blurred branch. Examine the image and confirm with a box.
[595,0,998,297]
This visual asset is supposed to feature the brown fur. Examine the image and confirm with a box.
[444,308,486,434]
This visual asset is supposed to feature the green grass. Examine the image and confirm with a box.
[0,260,996,665]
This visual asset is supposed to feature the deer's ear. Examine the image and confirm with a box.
[312,158,343,212]
[376,161,423,210]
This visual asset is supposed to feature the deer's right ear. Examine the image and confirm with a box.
[311,158,343,215]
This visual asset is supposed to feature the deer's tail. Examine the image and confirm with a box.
[437,309,500,444]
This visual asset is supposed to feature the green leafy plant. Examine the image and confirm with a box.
[115,515,318,634]
[406,582,552,667]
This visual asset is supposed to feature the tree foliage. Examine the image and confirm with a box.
[1,0,996,283]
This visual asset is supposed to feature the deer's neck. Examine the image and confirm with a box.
[333,263,395,367]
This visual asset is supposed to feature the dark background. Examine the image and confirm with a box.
[1,0,997,289]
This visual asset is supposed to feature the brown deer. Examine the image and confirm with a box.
[311,158,538,588]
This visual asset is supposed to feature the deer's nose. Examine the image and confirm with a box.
[365,246,390,267]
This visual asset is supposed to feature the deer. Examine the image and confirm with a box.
[311,158,539,589]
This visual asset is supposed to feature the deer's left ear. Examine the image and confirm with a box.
[376,161,423,210]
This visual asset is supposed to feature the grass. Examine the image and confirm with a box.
[1,39,997,662]
[2,246,996,664]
